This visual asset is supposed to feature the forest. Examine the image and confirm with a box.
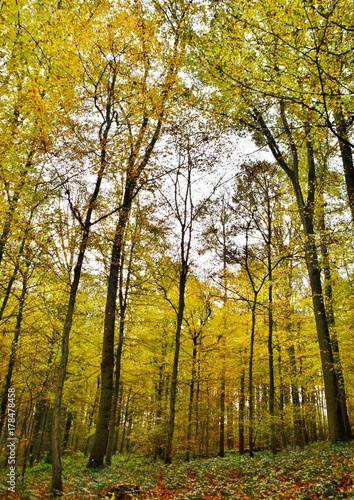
[1,0,354,498]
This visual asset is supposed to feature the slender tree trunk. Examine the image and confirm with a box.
[63,412,73,450]
[205,382,210,458]
[112,383,124,457]
[266,196,276,454]
[105,321,124,466]
[119,388,132,454]
[309,392,318,442]
[186,338,197,462]
[277,342,287,448]
[248,305,256,457]
[153,371,163,461]
[84,377,100,456]
[52,243,90,491]
[288,345,304,449]
[219,205,227,459]
[164,263,188,464]
[227,403,234,449]
[299,204,346,443]
[0,269,27,437]
[219,366,226,458]
[238,370,245,455]
[106,228,135,465]
[195,350,201,457]
[294,157,348,442]
[164,150,193,464]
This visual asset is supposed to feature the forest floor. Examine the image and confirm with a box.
[1,442,354,499]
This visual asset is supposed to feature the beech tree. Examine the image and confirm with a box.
[192,0,352,445]
[2,0,354,492]
[87,0,194,468]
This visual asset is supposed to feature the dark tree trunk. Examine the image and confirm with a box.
[248,305,256,457]
[164,150,193,464]
[219,368,226,458]
[334,107,354,221]
[238,371,245,455]
[295,155,349,443]
[87,160,142,469]
[0,268,27,437]
[164,263,188,464]
[319,210,353,440]
[88,111,166,469]
[106,227,135,465]
[277,342,287,449]
[105,325,124,466]
[119,388,132,454]
[63,412,73,450]
[87,199,131,468]
[266,196,276,454]
[186,338,197,462]
[288,345,304,449]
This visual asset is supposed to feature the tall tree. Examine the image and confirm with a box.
[192,0,352,444]
[87,0,192,468]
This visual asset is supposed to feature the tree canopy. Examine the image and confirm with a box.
[1,0,354,497]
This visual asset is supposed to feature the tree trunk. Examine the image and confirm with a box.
[294,186,349,442]
[106,226,135,465]
[238,370,245,455]
[87,175,134,468]
[63,411,73,450]
[164,263,188,464]
[319,210,353,439]
[248,305,256,457]
[113,383,124,457]
[119,388,132,454]
[334,107,354,221]
[88,111,166,468]
[0,268,27,437]
[105,324,124,466]
[288,345,304,449]
[267,196,276,454]
[186,337,197,461]
[277,341,287,448]
[219,367,225,458]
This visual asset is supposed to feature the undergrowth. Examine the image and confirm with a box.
[1,441,353,499]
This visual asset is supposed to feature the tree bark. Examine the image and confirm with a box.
[186,337,197,461]
[238,370,245,455]
[248,305,256,457]
[334,107,354,221]
[266,195,276,454]
[164,263,188,464]
[288,345,304,449]
[0,268,27,437]
[87,195,132,468]
[318,206,352,439]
